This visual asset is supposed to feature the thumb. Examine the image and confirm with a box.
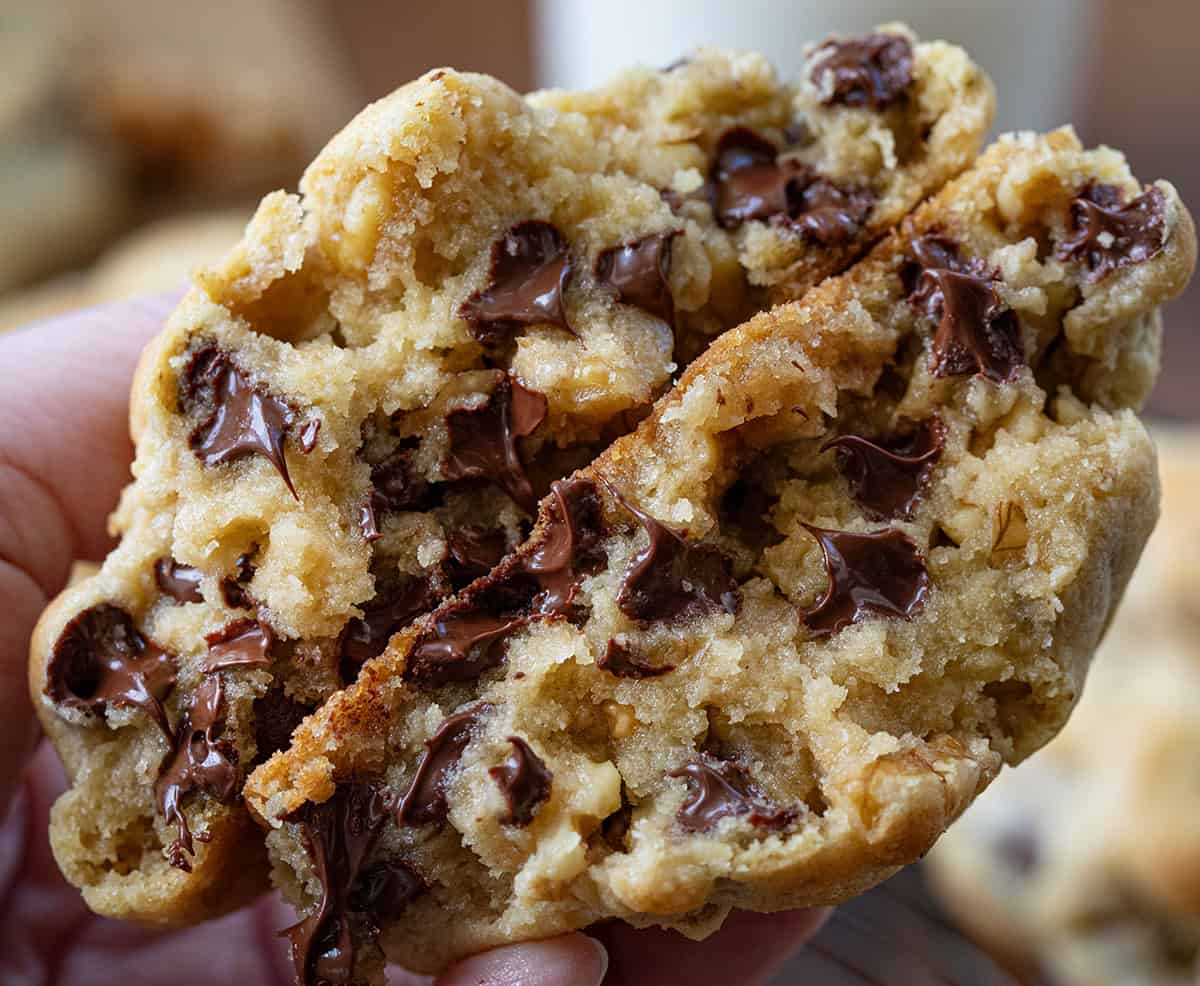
[434,933,608,986]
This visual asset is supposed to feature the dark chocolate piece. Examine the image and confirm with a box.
[801,524,928,636]
[338,576,437,683]
[252,688,314,764]
[444,526,508,590]
[904,234,1024,382]
[670,758,796,833]
[1056,183,1167,282]
[45,604,175,737]
[181,345,300,498]
[443,373,548,513]
[789,176,874,247]
[809,33,914,109]
[613,492,739,623]
[823,418,945,520]
[598,638,674,679]
[405,610,524,687]
[369,437,431,513]
[522,477,607,615]
[595,232,679,328]
[397,705,487,826]
[457,221,573,346]
[489,736,552,826]
[202,618,273,672]
[220,550,256,609]
[155,675,238,871]
[285,783,419,986]
[155,558,203,604]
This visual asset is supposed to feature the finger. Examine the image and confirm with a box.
[591,908,831,986]
[0,296,172,804]
[434,933,608,986]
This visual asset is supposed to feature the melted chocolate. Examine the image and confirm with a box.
[155,558,203,604]
[595,232,679,328]
[809,33,914,109]
[405,610,524,686]
[396,705,487,826]
[598,638,674,679]
[338,576,437,683]
[801,524,929,636]
[905,234,1023,382]
[489,736,552,826]
[710,127,873,240]
[45,604,176,737]
[442,373,548,513]
[285,783,419,986]
[155,675,238,871]
[220,551,256,609]
[670,759,796,833]
[369,437,431,514]
[202,618,273,672]
[613,493,739,623]
[1056,183,1167,282]
[444,526,507,590]
[457,221,573,346]
[181,346,306,498]
[522,477,607,615]
[823,418,945,520]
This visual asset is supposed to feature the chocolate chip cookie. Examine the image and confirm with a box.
[243,128,1195,980]
[928,432,1200,986]
[28,27,994,928]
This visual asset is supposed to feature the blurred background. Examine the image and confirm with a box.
[3,1,1197,983]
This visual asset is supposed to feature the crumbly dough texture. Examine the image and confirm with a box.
[928,433,1200,986]
[29,27,995,929]
[244,129,1195,978]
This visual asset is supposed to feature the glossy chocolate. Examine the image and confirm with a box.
[155,558,203,604]
[790,177,874,247]
[443,373,547,513]
[598,638,674,679]
[202,618,273,672]
[45,604,176,737]
[405,610,524,686]
[809,33,914,109]
[823,418,945,520]
[338,576,436,683]
[445,526,508,589]
[670,759,796,833]
[489,736,552,826]
[181,345,302,497]
[801,524,929,636]
[457,221,573,346]
[595,232,679,327]
[155,675,238,871]
[1057,183,1167,282]
[397,705,487,826]
[220,551,256,609]
[522,477,607,615]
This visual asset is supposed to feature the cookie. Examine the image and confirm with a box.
[28,27,994,928]
[928,433,1200,986]
[243,128,1195,979]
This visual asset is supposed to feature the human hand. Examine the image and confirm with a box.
[0,299,827,985]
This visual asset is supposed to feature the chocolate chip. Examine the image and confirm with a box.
[710,127,873,240]
[180,345,301,498]
[219,551,256,609]
[598,638,674,679]
[801,524,929,636]
[155,558,203,604]
[252,688,314,764]
[338,576,437,683]
[45,604,176,738]
[443,373,548,513]
[444,526,508,590]
[397,705,488,826]
[1056,183,1167,282]
[595,232,680,328]
[670,758,796,833]
[809,33,914,110]
[457,221,573,347]
[612,491,739,623]
[904,235,1023,382]
[720,480,784,550]
[369,437,431,514]
[489,736,552,826]
[823,418,945,520]
[405,610,524,687]
[522,477,607,615]
[155,675,238,871]
[285,783,413,986]
[202,618,273,673]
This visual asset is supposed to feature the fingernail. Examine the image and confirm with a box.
[436,932,608,986]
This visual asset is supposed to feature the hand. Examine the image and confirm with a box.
[0,299,827,986]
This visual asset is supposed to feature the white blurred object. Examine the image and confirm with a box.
[533,0,1094,134]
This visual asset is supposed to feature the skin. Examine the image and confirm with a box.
[0,299,827,986]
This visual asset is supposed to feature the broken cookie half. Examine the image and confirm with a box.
[244,128,1194,981]
[29,26,993,926]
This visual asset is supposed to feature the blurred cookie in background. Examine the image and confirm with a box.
[927,432,1200,986]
